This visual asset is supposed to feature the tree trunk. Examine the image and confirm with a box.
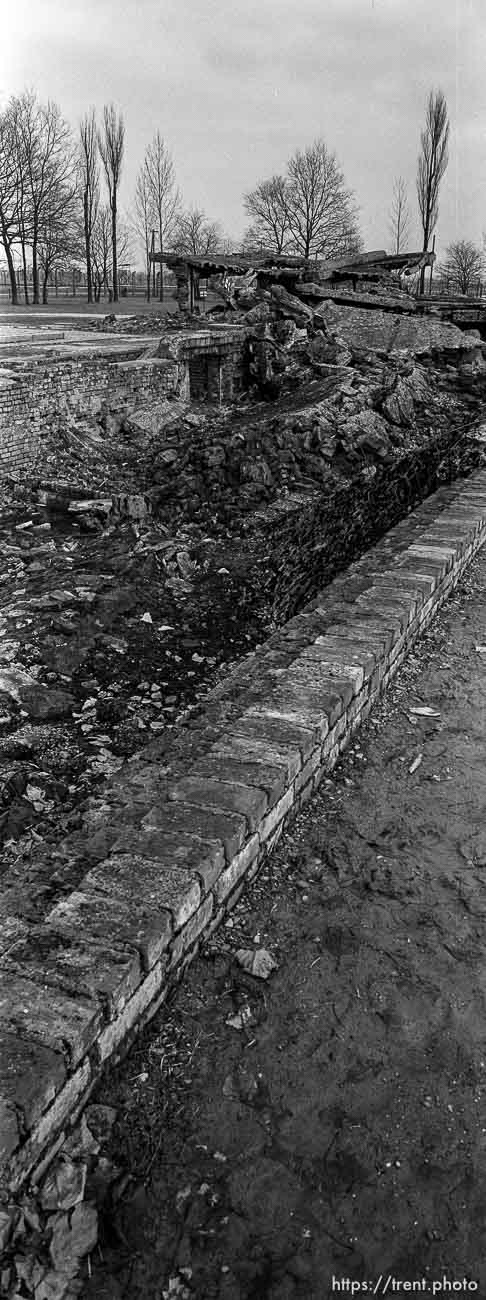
[20,240,29,305]
[32,223,40,304]
[42,268,49,304]
[18,213,30,304]
[2,233,18,305]
[84,190,93,304]
[419,220,431,296]
[112,197,118,302]
[419,255,427,296]
[159,218,163,301]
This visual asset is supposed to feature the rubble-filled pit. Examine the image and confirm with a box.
[0,293,485,928]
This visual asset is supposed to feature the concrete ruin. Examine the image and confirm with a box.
[0,325,250,476]
[153,248,436,314]
[1,247,485,479]
[1,244,486,1272]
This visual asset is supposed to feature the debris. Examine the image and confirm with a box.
[408,706,441,717]
[222,1074,238,1099]
[34,1266,77,1299]
[40,1157,87,1213]
[140,611,153,623]
[226,1006,254,1030]
[67,497,112,515]
[408,753,423,775]
[0,1209,14,1252]
[175,1186,192,1215]
[236,947,279,979]
[49,1202,98,1272]
[83,1105,117,1146]
[25,784,55,813]
[162,1278,191,1299]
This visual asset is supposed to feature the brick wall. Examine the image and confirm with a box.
[164,329,248,403]
[0,357,179,479]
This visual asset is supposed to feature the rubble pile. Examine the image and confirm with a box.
[0,493,265,867]
[31,290,485,524]
[0,327,482,955]
[0,252,484,881]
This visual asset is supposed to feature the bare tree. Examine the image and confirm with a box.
[11,90,76,304]
[38,187,81,303]
[79,109,99,303]
[241,224,269,256]
[91,204,112,302]
[389,176,411,254]
[243,175,289,254]
[172,206,223,256]
[245,142,361,262]
[0,104,22,303]
[91,202,131,302]
[143,131,180,299]
[98,103,125,301]
[219,233,237,255]
[285,140,361,259]
[8,96,31,302]
[440,239,483,296]
[417,89,450,291]
[133,166,155,299]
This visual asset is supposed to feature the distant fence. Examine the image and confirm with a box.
[0,267,176,303]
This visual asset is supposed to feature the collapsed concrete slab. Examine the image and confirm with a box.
[314,301,485,367]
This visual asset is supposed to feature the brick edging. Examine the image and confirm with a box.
[2,470,486,1193]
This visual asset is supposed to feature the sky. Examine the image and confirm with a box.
[1,0,485,263]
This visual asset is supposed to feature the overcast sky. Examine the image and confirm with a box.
[2,0,485,260]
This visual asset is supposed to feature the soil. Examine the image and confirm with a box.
[79,546,486,1299]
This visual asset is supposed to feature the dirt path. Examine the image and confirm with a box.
[83,545,486,1300]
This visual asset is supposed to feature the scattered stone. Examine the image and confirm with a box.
[235,947,278,979]
[19,687,75,722]
[49,1202,98,1272]
[269,284,314,325]
[83,1104,117,1146]
[225,1006,254,1031]
[40,1157,87,1213]
[408,706,441,717]
[0,1207,15,1252]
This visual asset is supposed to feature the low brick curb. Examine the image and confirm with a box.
[1,469,486,1194]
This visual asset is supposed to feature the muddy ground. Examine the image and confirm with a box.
[79,545,486,1300]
